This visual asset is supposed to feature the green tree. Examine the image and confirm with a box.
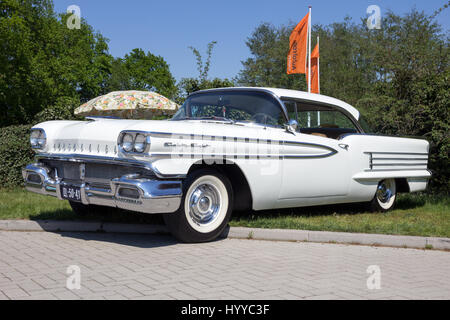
[106,48,177,99]
[0,0,112,126]
[236,23,304,90]
[177,41,234,103]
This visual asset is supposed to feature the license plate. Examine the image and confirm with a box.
[60,185,82,202]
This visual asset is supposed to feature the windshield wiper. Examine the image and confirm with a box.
[193,116,235,124]
[173,116,236,124]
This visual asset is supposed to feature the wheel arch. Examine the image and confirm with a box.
[187,159,253,212]
[395,178,410,193]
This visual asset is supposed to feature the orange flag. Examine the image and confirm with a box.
[287,13,309,75]
[307,43,320,93]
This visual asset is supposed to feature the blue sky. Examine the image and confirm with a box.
[54,0,449,82]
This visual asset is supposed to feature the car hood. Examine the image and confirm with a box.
[33,118,274,157]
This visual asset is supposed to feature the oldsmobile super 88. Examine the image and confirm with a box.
[23,88,431,242]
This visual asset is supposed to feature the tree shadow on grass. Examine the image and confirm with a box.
[233,193,431,220]
[234,202,369,220]
[395,194,428,210]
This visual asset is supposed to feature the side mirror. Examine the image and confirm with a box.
[285,119,298,134]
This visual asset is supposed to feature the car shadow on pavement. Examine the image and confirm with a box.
[31,208,166,224]
[54,231,181,249]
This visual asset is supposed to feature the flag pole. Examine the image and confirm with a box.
[307,5,312,127]
[317,35,320,126]
[308,6,312,93]
[317,35,320,93]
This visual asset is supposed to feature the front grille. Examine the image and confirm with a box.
[40,159,156,181]
[89,182,111,190]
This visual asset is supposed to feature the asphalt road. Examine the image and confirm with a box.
[0,231,449,300]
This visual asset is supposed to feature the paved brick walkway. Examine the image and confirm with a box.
[0,231,449,300]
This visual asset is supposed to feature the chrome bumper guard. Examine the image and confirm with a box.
[22,163,182,214]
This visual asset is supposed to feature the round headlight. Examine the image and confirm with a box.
[122,133,134,152]
[37,136,46,147]
[30,129,46,149]
[134,134,147,153]
[30,130,40,147]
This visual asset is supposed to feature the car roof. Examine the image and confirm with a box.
[196,87,360,120]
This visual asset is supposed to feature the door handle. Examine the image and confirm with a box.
[338,144,349,150]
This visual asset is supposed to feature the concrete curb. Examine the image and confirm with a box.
[0,220,449,250]
[226,227,450,250]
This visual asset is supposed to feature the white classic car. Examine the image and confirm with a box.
[23,88,431,242]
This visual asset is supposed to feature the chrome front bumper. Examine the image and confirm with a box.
[22,163,182,214]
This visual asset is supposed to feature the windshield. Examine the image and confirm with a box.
[172,90,286,127]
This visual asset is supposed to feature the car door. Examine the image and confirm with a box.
[278,132,352,199]
[277,106,357,200]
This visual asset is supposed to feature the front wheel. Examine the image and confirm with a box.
[369,179,397,212]
[163,169,233,243]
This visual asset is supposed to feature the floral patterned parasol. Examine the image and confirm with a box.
[74,91,179,119]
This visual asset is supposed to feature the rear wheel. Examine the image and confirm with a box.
[163,169,233,243]
[369,179,397,212]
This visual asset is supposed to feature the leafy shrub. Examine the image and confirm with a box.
[0,125,34,188]
[33,96,81,123]
[358,70,449,194]
[1,96,82,188]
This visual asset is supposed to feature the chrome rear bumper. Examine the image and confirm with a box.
[22,163,182,214]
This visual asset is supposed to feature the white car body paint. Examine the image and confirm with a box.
[30,88,431,211]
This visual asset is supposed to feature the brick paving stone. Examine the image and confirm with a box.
[0,231,449,300]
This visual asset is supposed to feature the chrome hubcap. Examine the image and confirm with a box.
[189,183,221,225]
[377,181,393,203]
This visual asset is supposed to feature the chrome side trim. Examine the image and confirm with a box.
[371,163,428,167]
[366,151,429,156]
[364,151,429,172]
[372,157,429,161]
[149,153,335,159]
[282,140,338,156]
[365,169,431,172]
[144,131,338,158]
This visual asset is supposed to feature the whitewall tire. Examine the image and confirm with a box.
[370,179,397,212]
[163,169,233,243]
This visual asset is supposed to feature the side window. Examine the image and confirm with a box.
[282,100,357,130]
[299,110,357,130]
[282,99,360,139]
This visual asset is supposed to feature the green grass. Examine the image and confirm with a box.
[230,194,450,238]
[0,188,163,224]
[0,188,449,238]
